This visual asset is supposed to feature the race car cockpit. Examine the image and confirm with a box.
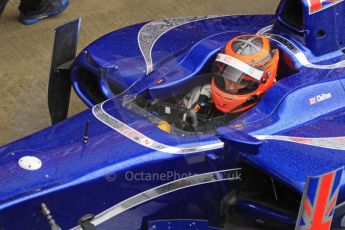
[125,35,283,134]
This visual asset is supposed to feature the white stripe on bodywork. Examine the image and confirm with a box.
[92,102,224,154]
[70,168,241,229]
[138,15,221,74]
[257,26,345,69]
[254,135,345,151]
[256,25,273,36]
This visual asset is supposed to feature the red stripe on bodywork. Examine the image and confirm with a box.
[309,0,322,12]
[308,172,333,230]
[304,200,312,217]
[326,196,337,217]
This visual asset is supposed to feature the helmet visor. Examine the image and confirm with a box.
[212,53,262,94]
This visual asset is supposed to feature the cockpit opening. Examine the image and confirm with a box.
[124,36,300,135]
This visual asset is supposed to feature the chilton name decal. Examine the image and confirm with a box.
[308,0,344,14]
[309,93,332,105]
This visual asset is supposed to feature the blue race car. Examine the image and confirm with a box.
[1,0,345,229]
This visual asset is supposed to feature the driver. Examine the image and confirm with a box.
[178,34,279,130]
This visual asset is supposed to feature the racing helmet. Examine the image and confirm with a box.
[211,34,279,113]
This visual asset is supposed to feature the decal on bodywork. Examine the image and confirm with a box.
[295,167,343,230]
[307,0,344,15]
[70,168,241,229]
[257,26,345,69]
[138,15,220,74]
[254,135,345,151]
[92,102,224,154]
[309,93,332,105]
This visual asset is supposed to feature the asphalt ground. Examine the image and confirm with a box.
[0,0,279,145]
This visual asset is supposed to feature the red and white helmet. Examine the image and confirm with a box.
[211,34,279,113]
